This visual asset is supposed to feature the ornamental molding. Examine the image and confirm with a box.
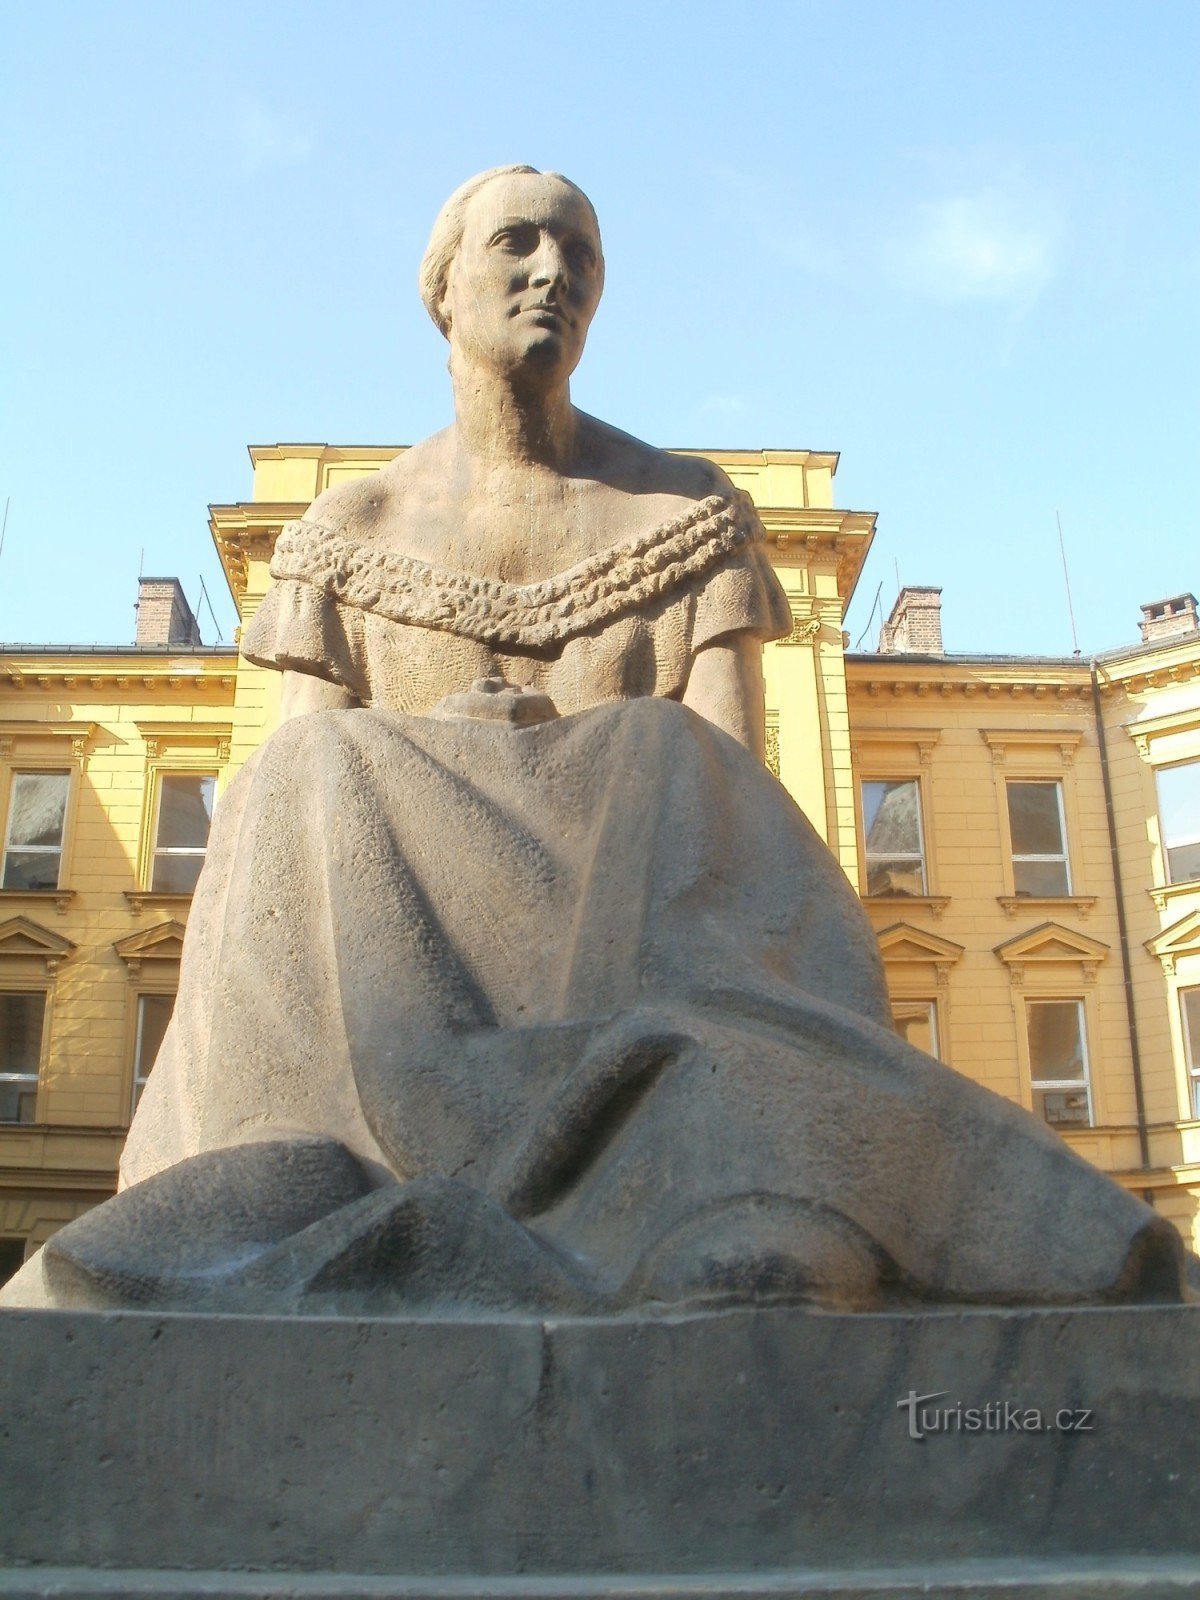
[994,921,1109,987]
[113,919,187,979]
[876,921,966,979]
[1124,704,1200,760]
[851,727,941,769]
[0,915,75,975]
[849,674,1087,704]
[1145,909,1200,977]
[0,721,98,766]
[135,721,232,764]
[981,729,1084,766]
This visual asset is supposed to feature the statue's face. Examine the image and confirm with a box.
[442,172,603,385]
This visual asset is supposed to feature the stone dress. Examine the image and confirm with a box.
[5,493,1189,1314]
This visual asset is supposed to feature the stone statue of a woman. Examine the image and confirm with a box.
[3,167,1188,1314]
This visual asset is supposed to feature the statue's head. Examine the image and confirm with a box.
[420,166,605,386]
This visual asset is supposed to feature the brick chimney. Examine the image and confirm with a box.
[135,578,202,647]
[1139,593,1198,645]
[878,586,944,656]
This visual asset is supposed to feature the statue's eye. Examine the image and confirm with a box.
[567,241,596,272]
[492,224,538,255]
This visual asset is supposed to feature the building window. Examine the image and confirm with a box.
[132,992,174,1116]
[892,998,939,1059]
[0,991,46,1124]
[1007,780,1071,896]
[1183,988,1200,1120]
[0,1237,26,1288]
[1158,761,1200,886]
[1,772,70,891]
[1027,999,1092,1128]
[862,779,926,897]
[151,775,216,893]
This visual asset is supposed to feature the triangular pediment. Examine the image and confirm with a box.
[1146,909,1200,961]
[994,921,1109,966]
[876,922,965,968]
[0,916,75,972]
[113,920,187,969]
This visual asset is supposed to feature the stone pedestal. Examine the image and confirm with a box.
[1,1304,1199,1597]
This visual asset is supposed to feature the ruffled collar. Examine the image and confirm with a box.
[267,491,762,650]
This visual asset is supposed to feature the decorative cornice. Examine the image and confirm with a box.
[981,728,1084,765]
[997,894,1098,920]
[1145,908,1200,976]
[135,721,232,763]
[1,664,234,693]
[0,915,76,975]
[123,890,194,916]
[113,919,187,978]
[994,921,1109,987]
[0,888,75,917]
[0,721,98,764]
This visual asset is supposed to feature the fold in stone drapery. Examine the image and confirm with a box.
[111,699,1188,1314]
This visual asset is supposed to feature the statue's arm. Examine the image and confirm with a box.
[279,670,361,722]
[682,637,767,761]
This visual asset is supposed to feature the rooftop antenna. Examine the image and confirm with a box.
[0,497,10,569]
[196,574,224,642]
[1055,509,1082,658]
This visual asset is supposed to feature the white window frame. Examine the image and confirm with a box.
[131,990,174,1118]
[1026,997,1093,1128]
[1157,759,1200,888]
[149,772,217,895]
[891,996,940,1060]
[861,777,928,898]
[1007,779,1072,897]
[1,770,72,892]
[1182,987,1200,1121]
[0,987,48,1126]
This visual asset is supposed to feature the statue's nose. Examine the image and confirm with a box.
[530,238,568,290]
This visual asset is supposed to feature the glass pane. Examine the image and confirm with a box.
[5,772,68,848]
[1183,989,1200,1072]
[155,775,215,851]
[151,852,204,893]
[1013,858,1070,897]
[867,858,926,897]
[136,993,174,1079]
[1166,840,1200,887]
[1158,761,1200,862]
[894,1002,938,1058]
[0,1080,38,1124]
[0,992,46,1077]
[1,849,61,891]
[1027,1000,1085,1082]
[1034,1087,1091,1128]
[863,781,922,857]
[1007,782,1065,857]
[0,1238,25,1287]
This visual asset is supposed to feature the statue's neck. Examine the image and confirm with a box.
[450,357,576,471]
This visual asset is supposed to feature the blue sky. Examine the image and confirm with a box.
[1,0,1196,655]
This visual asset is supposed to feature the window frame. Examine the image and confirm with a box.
[1024,996,1094,1130]
[0,768,74,893]
[1006,778,1073,898]
[129,987,175,1120]
[891,996,941,1060]
[1156,758,1200,889]
[1182,987,1200,1121]
[860,775,929,899]
[0,981,51,1127]
[147,772,217,895]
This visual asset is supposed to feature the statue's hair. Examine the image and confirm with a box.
[419,165,603,338]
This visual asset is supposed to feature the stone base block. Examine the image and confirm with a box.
[1,1305,1199,1596]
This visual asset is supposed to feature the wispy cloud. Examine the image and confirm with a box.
[888,183,1061,312]
[229,97,313,175]
[699,393,749,416]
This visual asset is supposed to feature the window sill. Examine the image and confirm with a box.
[862,894,950,919]
[0,887,75,915]
[997,895,1097,919]
[1149,878,1200,913]
[123,890,194,915]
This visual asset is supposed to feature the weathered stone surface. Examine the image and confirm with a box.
[1,1304,1199,1594]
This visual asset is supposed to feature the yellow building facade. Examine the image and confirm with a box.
[2,444,1198,1278]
